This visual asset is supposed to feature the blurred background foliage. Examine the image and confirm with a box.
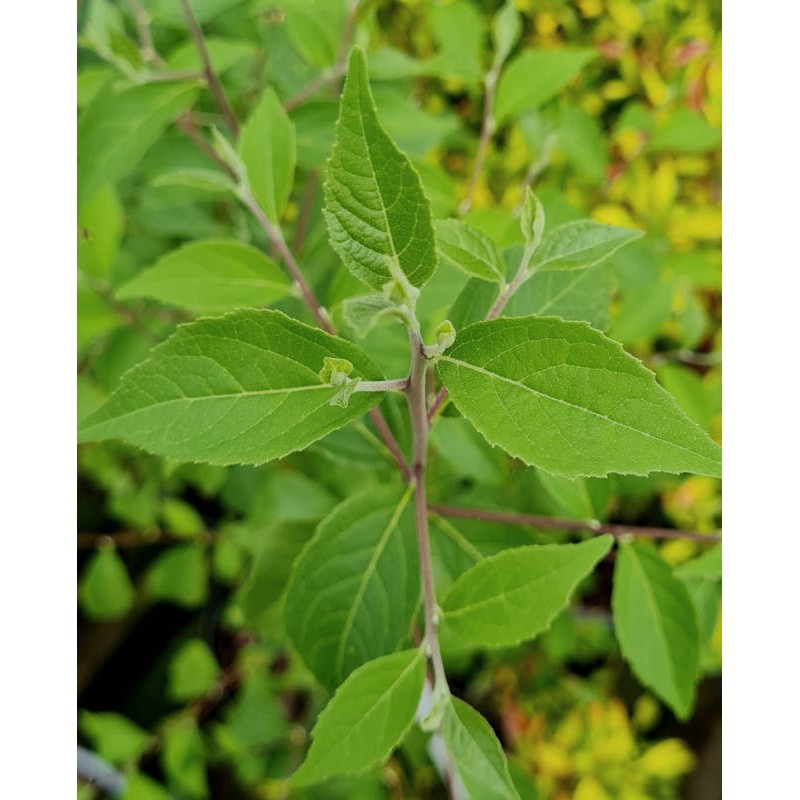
[77,0,721,797]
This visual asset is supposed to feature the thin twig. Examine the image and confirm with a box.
[429,504,721,543]
[459,68,499,216]
[284,65,347,112]
[127,0,160,65]
[241,191,334,333]
[179,0,240,136]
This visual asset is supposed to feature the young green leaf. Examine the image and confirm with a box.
[291,649,425,786]
[116,240,291,314]
[435,219,505,283]
[436,316,722,478]
[531,221,643,272]
[152,168,237,194]
[324,47,438,294]
[343,294,405,338]
[491,0,522,70]
[168,639,221,702]
[79,309,386,465]
[146,545,208,608]
[442,698,521,800]
[78,80,200,210]
[161,718,208,799]
[284,486,419,692]
[238,87,296,223]
[519,188,545,252]
[79,545,136,620]
[79,711,151,765]
[495,49,596,124]
[441,537,613,648]
[612,542,700,719]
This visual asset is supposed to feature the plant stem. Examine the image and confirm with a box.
[356,378,409,393]
[406,330,448,691]
[179,0,240,137]
[429,504,722,543]
[459,67,499,216]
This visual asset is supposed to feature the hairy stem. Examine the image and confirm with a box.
[179,0,240,137]
[406,330,448,691]
[429,504,721,543]
[355,378,409,393]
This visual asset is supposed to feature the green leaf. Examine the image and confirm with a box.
[146,545,208,607]
[152,167,237,194]
[168,639,221,701]
[612,542,700,719]
[78,80,200,211]
[123,773,172,800]
[116,240,291,314]
[161,718,208,799]
[560,106,609,184]
[284,486,419,692]
[239,87,296,223]
[435,220,505,283]
[165,37,255,74]
[274,0,346,68]
[491,0,522,70]
[648,109,721,154]
[442,698,521,800]
[79,545,136,620]
[441,537,612,647]
[78,185,124,278]
[79,309,385,465]
[531,221,643,272]
[324,47,438,294]
[291,649,425,786]
[79,711,151,765]
[495,49,596,124]
[437,316,721,478]
[675,544,722,580]
[343,294,404,338]
[519,188,545,251]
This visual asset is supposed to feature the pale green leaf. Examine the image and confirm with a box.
[79,711,151,765]
[239,87,296,223]
[519,188,545,251]
[79,545,136,620]
[116,240,291,314]
[152,168,237,194]
[441,537,612,647]
[168,639,221,701]
[531,221,643,272]
[343,294,404,338]
[324,47,438,293]
[78,80,200,211]
[291,649,425,786]
[495,49,596,124]
[435,219,505,283]
[491,0,522,69]
[284,486,419,692]
[442,698,520,800]
[123,773,172,800]
[675,544,722,580]
[437,317,722,478]
[160,498,205,537]
[612,542,700,719]
[78,309,385,465]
